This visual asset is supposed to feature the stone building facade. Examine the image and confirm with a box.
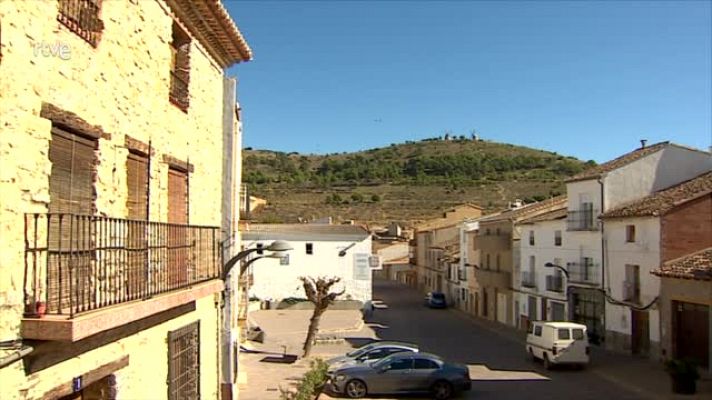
[0,1,250,399]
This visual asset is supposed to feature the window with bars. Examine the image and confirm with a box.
[168,321,200,400]
[58,0,104,47]
[170,22,191,111]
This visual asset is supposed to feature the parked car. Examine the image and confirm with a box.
[328,351,471,399]
[425,292,447,308]
[327,341,419,370]
[526,321,590,369]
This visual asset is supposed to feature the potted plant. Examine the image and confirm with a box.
[665,358,700,394]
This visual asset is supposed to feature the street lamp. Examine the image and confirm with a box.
[221,240,293,281]
[544,262,569,279]
[220,240,292,400]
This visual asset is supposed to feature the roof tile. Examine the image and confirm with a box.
[652,247,712,281]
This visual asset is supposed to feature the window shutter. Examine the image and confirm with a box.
[126,152,149,220]
[168,168,188,224]
[49,127,96,216]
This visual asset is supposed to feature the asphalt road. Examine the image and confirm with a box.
[354,279,646,400]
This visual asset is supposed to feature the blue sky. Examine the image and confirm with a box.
[225,0,711,163]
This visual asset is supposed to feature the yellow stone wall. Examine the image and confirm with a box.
[0,0,232,398]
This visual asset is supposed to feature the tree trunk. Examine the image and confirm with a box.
[303,308,324,357]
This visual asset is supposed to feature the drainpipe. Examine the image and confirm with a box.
[0,346,33,369]
[598,177,606,340]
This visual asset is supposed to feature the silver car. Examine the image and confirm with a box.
[328,351,471,399]
[326,341,419,371]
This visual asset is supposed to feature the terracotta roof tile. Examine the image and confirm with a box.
[601,171,712,219]
[566,142,669,182]
[479,196,568,223]
[518,205,568,224]
[652,247,712,281]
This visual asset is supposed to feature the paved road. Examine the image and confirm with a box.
[347,279,645,400]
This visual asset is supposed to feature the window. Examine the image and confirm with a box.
[558,329,571,340]
[529,255,535,272]
[168,321,200,400]
[529,230,535,246]
[572,329,585,340]
[495,228,500,236]
[486,254,491,269]
[554,230,562,246]
[306,243,313,255]
[485,228,491,236]
[169,22,191,111]
[387,358,412,371]
[534,325,542,337]
[126,152,149,220]
[414,358,439,370]
[496,254,501,271]
[279,254,289,265]
[49,127,97,216]
[58,0,104,47]
[256,243,264,255]
[626,225,636,243]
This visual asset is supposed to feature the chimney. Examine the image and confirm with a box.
[640,139,647,149]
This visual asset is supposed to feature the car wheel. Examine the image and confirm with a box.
[345,379,367,399]
[432,380,454,400]
[543,353,552,370]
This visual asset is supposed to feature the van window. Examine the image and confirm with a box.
[572,329,585,340]
[534,325,542,337]
[558,329,571,340]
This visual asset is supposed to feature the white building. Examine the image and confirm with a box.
[515,204,574,328]
[600,171,712,359]
[241,224,373,303]
[563,141,711,343]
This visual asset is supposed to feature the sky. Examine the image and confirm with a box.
[225,0,712,163]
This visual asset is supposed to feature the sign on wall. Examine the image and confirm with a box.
[353,253,371,280]
[368,255,382,270]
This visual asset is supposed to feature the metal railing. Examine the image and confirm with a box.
[566,209,599,231]
[546,275,563,292]
[24,213,220,318]
[169,71,190,110]
[567,260,599,285]
[521,271,537,288]
[58,0,104,47]
[622,281,639,303]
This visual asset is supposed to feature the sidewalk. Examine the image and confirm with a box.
[454,308,712,400]
[238,309,372,400]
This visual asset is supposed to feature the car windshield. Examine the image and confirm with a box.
[346,343,376,358]
[432,293,445,300]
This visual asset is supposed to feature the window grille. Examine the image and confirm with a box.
[58,0,104,47]
[168,322,200,400]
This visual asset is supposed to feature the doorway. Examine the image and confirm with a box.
[674,301,709,368]
[631,310,650,355]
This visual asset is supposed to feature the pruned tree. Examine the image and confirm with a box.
[300,276,345,357]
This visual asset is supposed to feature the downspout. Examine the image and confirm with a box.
[598,176,606,340]
[0,346,33,369]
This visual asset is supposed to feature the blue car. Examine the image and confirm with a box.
[425,292,447,308]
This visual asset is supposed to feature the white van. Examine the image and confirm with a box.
[526,321,590,369]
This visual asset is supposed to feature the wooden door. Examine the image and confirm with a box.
[631,310,650,355]
[674,301,709,367]
[168,168,188,287]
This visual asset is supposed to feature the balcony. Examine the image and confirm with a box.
[22,213,222,341]
[521,271,537,288]
[566,209,599,231]
[546,275,563,292]
[567,261,599,285]
[622,280,640,303]
[473,268,511,288]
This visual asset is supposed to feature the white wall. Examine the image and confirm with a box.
[247,237,372,302]
[605,146,712,211]
[604,217,661,342]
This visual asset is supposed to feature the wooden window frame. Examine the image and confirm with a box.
[626,225,636,243]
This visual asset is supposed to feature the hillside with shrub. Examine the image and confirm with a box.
[243,137,594,225]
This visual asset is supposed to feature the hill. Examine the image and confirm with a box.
[243,138,594,225]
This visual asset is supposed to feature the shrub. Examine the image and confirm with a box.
[279,358,329,400]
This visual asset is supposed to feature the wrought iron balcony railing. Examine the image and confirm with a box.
[567,260,599,285]
[546,275,564,292]
[566,209,599,231]
[521,271,537,288]
[24,213,220,318]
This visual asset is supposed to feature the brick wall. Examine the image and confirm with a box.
[660,194,712,262]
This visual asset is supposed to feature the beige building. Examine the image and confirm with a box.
[0,1,251,399]
[469,197,567,326]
